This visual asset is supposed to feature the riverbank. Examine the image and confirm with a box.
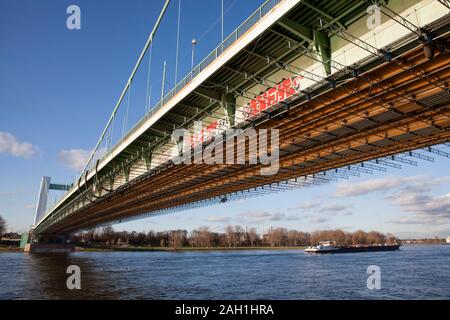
[0,246,22,252]
[0,246,306,253]
[75,245,306,252]
[2,242,447,253]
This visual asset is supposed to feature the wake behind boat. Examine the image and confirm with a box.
[305,241,400,254]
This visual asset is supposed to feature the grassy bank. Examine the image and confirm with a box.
[0,246,22,252]
[76,245,306,252]
[1,245,305,253]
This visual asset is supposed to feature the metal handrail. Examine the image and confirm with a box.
[91,0,281,172]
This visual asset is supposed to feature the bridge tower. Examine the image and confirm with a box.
[33,176,72,226]
[24,177,75,253]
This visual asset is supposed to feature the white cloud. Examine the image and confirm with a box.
[237,210,302,223]
[309,216,329,224]
[334,175,450,197]
[207,216,231,222]
[25,204,36,210]
[0,132,37,159]
[288,201,321,211]
[58,149,91,171]
[389,216,428,225]
[394,226,450,239]
[320,204,353,214]
[388,190,450,224]
[333,174,450,228]
[302,209,352,224]
[0,191,18,197]
[334,176,416,197]
[58,147,107,171]
[241,211,284,222]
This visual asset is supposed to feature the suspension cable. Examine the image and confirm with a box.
[175,0,182,84]
[79,0,171,179]
[145,42,153,114]
[123,80,132,138]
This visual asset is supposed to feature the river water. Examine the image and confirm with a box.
[0,245,449,299]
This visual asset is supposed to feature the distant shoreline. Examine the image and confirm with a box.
[1,243,448,253]
[75,245,306,252]
[0,246,305,253]
[0,247,23,252]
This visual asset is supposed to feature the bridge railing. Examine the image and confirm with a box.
[101,0,281,166]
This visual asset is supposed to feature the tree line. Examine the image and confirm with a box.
[72,225,398,248]
[0,216,6,238]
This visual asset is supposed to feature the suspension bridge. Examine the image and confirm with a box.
[26,0,450,251]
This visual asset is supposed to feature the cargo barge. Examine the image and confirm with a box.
[305,241,400,254]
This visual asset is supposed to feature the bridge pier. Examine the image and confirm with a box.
[24,233,74,253]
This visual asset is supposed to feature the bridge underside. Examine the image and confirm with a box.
[38,30,450,235]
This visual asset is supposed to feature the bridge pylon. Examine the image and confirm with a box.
[24,177,75,253]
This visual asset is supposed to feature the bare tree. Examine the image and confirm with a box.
[331,229,346,246]
[248,228,258,246]
[352,230,368,245]
[287,230,310,246]
[386,233,398,244]
[224,225,236,247]
[86,228,97,244]
[198,226,213,247]
[235,225,245,246]
[190,227,213,247]
[367,231,386,244]
[169,230,187,249]
[71,225,394,248]
[287,230,300,246]
[101,225,114,245]
[0,216,5,237]
[267,228,288,246]
[297,231,311,246]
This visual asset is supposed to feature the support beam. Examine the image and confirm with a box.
[109,177,115,191]
[276,17,331,76]
[277,18,313,43]
[143,149,152,171]
[302,1,345,29]
[221,93,236,127]
[123,166,130,183]
[49,183,71,191]
[193,87,222,102]
[95,183,103,197]
[314,29,331,76]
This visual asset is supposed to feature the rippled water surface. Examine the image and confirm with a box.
[0,245,449,299]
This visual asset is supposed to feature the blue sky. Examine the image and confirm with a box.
[0,0,449,238]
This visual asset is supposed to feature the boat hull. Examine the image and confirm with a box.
[305,245,400,254]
